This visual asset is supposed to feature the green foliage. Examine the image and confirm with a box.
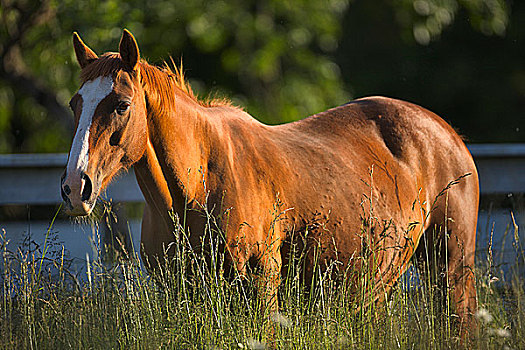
[393,0,508,44]
[0,0,351,153]
[0,0,517,153]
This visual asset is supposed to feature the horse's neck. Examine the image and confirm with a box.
[135,88,217,216]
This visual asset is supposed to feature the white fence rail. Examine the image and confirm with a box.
[0,144,524,205]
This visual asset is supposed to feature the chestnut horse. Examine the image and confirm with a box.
[61,30,478,331]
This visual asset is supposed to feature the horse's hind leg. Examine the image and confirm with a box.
[420,186,478,338]
[445,190,478,336]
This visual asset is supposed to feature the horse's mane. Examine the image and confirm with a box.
[80,53,232,108]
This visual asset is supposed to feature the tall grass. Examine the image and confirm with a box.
[0,204,523,349]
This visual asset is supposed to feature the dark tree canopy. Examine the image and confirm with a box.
[338,0,523,143]
[0,0,521,153]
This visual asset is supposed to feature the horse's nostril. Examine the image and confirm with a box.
[81,173,93,202]
[63,184,71,195]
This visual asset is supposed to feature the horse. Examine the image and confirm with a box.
[61,29,479,333]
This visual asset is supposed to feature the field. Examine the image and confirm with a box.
[0,203,523,350]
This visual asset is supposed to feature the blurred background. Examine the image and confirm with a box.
[0,0,523,274]
[0,0,523,154]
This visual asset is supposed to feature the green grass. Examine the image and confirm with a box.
[0,208,523,350]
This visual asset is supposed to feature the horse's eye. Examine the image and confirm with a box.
[116,101,130,115]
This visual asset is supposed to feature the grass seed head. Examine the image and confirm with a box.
[271,311,292,328]
[475,307,493,324]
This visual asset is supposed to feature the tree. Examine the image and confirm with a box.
[338,0,523,142]
[0,0,351,152]
[0,0,514,153]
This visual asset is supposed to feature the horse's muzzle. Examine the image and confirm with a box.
[61,170,96,216]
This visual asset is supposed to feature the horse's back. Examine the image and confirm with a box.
[278,96,477,199]
[288,96,469,161]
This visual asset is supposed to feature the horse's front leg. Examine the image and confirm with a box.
[230,242,282,314]
[258,249,282,316]
[257,246,282,349]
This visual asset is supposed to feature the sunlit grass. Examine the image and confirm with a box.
[0,206,523,349]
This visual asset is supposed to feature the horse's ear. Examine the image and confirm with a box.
[72,32,98,68]
[119,29,140,71]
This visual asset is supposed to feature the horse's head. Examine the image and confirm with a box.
[61,30,147,216]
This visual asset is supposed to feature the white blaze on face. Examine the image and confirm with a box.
[67,76,114,175]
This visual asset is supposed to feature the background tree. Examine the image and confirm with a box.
[0,0,520,154]
[338,0,523,142]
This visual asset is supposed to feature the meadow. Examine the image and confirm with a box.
[0,202,523,350]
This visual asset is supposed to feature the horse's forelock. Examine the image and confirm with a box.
[80,53,125,83]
